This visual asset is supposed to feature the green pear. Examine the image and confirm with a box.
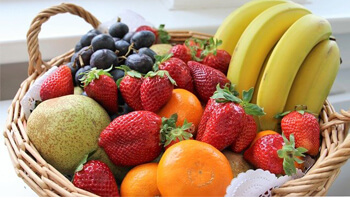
[89,147,131,184]
[27,95,110,175]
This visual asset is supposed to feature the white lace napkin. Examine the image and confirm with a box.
[20,66,58,120]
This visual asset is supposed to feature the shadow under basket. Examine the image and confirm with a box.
[3,2,350,197]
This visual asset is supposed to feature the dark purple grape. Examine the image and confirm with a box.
[88,29,102,35]
[113,37,121,42]
[115,40,130,56]
[123,32,135,43]
[109,68,125,82]
[117,103,133,116]
[80,32,97,47]
[137,47,157,62]
[74,42,83,52]
[75,65,92,87]
[131,31,155,49]
[65,62,79,81]
[90,49,119,69]
[109,22,129,38]
[125,54,153,74]
[91,34,116,51]
[71,46,93,68]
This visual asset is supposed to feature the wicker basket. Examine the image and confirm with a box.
[3,3,350,197]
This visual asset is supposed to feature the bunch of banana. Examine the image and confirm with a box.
[215,0,340,131]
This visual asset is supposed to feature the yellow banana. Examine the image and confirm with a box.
[257,14,332,131]
[227,2,311,98]
[284,39,340,115]
[214,0,287,56]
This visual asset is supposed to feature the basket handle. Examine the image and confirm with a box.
[26,3,101,75]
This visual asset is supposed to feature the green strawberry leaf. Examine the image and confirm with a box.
[277,133,307,176]
[242,88,254,103]
[153,53,173,71]
[79,67,113,88]
[145,70,177,86]
[160,114,193,147]
[158,24,171,44]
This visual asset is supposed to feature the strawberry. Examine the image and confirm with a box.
[279,109,320,156]
[140,70,175,112]
[160,113,194,150]
[201,50,231,74]
[99,111,162,166]
[136,24,170,43]
[187,61,230,103]
[72,160,119,197]
[185,38,206,58]
[81,68,118,114]
[155,54,194,93]
[243,132,307,175]
[199,38,231,74]
[40,65,74,101]
[118,69,144,111]
[196,85,264,151]
[230,113,257,153]
[169,44,192,63]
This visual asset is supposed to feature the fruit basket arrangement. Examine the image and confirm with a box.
[3,1,350,197]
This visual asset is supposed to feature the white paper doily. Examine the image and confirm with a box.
[225,169,305,197]
[20,66,58,120]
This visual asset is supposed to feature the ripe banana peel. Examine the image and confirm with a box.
[257,14,332,131]
[214,0,287,56]
[227,2,311,98]
[284,39,340,115]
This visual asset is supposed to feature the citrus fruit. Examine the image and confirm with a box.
[157,140,233,197]
[157,88,203,131]
[120,163,160,197]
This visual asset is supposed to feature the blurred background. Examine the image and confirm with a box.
[0,0,349,197]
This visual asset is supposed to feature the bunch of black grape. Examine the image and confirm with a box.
[67,20,163,117]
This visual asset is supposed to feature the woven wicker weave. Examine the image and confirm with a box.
[3,3,350,197]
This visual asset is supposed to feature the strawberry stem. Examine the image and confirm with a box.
[144,70,177,86]
[158,24,171,44]
[160,114,193,147]
[153,53,173,71]
[211,84,265,116]
[80,67,113,87]
[277,133,308,176]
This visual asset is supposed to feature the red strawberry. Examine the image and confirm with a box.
[230,113,257,153]
[280,110,320,156]
[169,44,192,63]
[81,68,118,114]
[136,24,170,43]
[160,114,194,150]
[196,85,264,151]
[40,65,74,101]
[119,70,144,111]
[201,49,231,74]
[72,160,119,197]
[187,61,230,103]
[156,54,194,93]
[140,70,175,112]
[99,111,162,166]
[243,132,307,175]
[185,38,206,58]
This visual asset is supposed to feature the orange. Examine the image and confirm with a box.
[120,163,160,197]
[250,130,278,147]
[157,140,233,197]
[157,89,203,131]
